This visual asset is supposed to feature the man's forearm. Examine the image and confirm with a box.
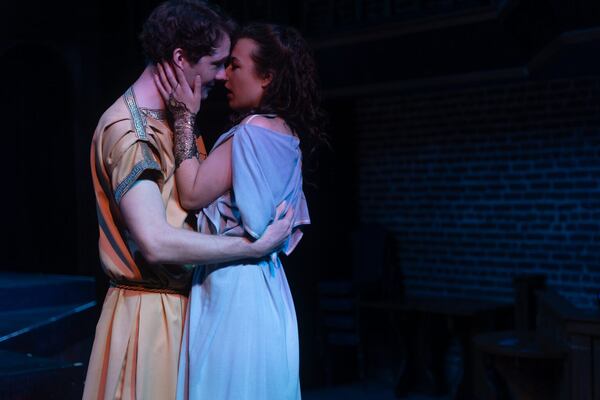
[146,225,259,265]
[120,180,290,266]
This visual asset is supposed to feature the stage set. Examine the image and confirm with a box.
[3,0,600,399]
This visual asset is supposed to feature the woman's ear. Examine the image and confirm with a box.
[171,48,185,69]
[261,72,273,89]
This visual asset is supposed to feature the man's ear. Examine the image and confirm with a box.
[171,48,186,69]
[261,72,273,89]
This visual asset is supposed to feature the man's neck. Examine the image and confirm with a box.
[131,64,165,110]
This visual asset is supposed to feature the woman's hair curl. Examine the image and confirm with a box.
[232,23,328,163]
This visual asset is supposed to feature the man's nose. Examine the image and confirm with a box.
[215,66,226,80]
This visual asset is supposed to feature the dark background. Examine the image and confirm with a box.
[2,0,600,390]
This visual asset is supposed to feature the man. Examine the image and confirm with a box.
[84,1,293,399]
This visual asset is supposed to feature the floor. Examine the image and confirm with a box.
[303,380,451,400]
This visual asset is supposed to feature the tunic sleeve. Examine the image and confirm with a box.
[102,124,164,204]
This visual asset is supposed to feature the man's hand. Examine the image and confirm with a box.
[252,202,295,257]
[154,61,202,114]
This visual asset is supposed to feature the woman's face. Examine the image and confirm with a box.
[225,38,270,111]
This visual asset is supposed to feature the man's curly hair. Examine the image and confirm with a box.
[140,0,236,64]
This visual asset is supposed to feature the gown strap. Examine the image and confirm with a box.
[243,114,277,125]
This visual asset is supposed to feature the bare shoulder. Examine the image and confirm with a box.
[241,115,294,136]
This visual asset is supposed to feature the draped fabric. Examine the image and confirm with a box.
[177,122,310,400]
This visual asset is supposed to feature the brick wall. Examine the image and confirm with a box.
[356,76,600,308]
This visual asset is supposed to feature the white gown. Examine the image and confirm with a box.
[176,120,310,400]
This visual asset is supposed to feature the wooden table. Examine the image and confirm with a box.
[474,330,566,400]
[359,296,513,399]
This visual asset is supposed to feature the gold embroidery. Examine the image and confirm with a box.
[167,93,199,168]
[140,107,168,121]
[123,87,148,140]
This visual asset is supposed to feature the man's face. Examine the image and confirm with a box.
[182,34,231,99]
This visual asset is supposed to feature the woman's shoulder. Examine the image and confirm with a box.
[240,114,295,137]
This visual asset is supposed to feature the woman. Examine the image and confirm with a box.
[155,23,325,399]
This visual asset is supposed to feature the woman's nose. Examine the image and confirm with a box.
[224,64,233,79]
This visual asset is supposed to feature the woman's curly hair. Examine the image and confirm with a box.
[139,0,236,64]
[232,23,328,163]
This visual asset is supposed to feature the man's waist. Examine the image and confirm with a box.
[110,279,189,295]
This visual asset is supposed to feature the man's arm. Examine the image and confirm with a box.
[119,179,293,265]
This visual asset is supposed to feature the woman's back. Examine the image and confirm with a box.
[199,117,309,254]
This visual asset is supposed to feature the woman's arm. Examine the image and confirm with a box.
[154,62,233,210]
[176,137,233,210]
[178,114,294,210]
